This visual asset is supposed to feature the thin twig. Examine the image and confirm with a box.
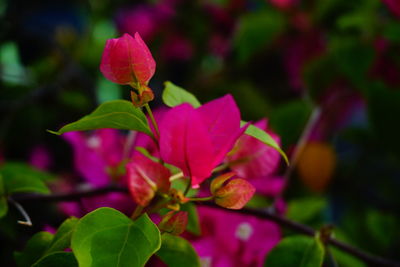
[10,186,400,267]
[8,197,32,226]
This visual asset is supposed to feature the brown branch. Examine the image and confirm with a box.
[12,186,400,267]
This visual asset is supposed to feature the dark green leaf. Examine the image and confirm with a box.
[234,9,285,63]
[156,233,200,267]
[180,203,201,236]
[32,252,78,267]
[265,235,325,267]
[14,231,54,267]
[162,81,201,108]
[286,197,327,223]
[243,122,289,165]
[50,100,152,136]
[0,175,8,218]
[72,207,161,267]
[45,217,79,254]
[0,162,50,195]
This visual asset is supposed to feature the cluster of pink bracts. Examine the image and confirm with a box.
[58,32,285,266]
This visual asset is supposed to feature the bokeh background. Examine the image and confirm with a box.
[1,0,400,266]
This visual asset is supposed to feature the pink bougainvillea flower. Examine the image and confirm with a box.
[382,0,400,17]
[189,206,281,267]
[269,0,299,9]
[159,94,247,186]
[126,154,171,206]
[226,119,285,196]
[100,33,155,86]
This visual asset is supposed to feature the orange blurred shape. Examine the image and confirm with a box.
[296,142,336,193]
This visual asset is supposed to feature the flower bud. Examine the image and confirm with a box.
[100,33,156,86]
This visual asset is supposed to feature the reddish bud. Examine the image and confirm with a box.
[212,174,255,209]
[158,211,188,235]
[126,154,171,206]
[100,33,156,86]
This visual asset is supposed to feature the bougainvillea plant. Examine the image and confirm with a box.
[10,32,284,266]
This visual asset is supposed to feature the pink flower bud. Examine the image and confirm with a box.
[100,33,156,86]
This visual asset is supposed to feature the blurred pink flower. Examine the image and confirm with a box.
[382,0,400,17]
[116,3,175,41]
[29,145,51,170]
[284,30,325,91]
[189,206,281,267]
[63,129,126,186]
[269,0,299,10]
[160,34,194,61]
[159,95,247,186]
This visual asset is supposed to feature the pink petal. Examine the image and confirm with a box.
[159,104,214,186]
[131,32,156,84]
[198,94,244,166]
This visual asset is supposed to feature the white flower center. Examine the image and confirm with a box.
[235,222,253,241]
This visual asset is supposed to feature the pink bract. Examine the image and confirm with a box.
[159,95,246,186]
[190,206,281,267]
[126,154,171,206]
[100,33,156,85]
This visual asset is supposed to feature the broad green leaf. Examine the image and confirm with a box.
[243,123,289,165]
[0,174,8,218]
[45,217,79,254]
[162,81,201,108]
[286,197,327,223]
[156,233,200,267]
[265,235,325,267]
[72,207,161,267]
[180,203,201,236]
[0,162,50,195]
[14,231,54,267]
[32,252,78,267]
[50,100,152,136]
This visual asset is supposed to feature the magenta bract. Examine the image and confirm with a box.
[100,33,156,85]
[159,95,246,186]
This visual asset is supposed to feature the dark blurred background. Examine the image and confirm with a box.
[1,0,400,266]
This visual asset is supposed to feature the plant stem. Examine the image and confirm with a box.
[183,177,192,196]
[144,103,160,139]
[188,196,214,202]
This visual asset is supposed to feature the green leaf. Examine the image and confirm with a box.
[72,207,161,267]
[243,123,289,165]
[265,235,325,267]
[286,197,327,223]
[32,252,78,267]
[0,174,8,218]
[156,233,200,267]
[49,100,152,136]
[180,203,201,236]
[162,81,201,108]
[234,8,285,63]
[45,217,79,254]
[14,231,54,267]
[0,162,50,195]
